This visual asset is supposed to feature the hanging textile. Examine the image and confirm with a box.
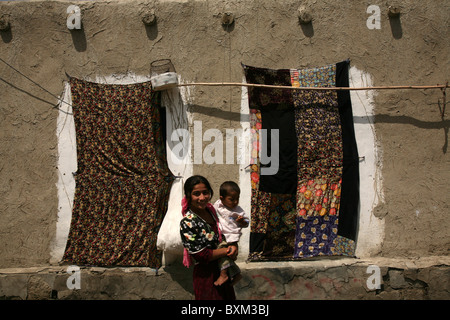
[62,78,174,268]
[244,60,359,261]
[244,65,298,261]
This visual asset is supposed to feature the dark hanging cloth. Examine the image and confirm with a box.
[335,61,360,241]
[62,78,174,268]
[243,65,298,261]
[243,61,359,261]
[259,105,298,195]
[244,64,297,193]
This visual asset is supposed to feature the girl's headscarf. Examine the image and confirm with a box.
[181,196,222,268]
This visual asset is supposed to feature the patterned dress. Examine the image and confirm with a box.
[180,208,236,300]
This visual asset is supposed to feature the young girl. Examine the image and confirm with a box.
[179,175,237,300]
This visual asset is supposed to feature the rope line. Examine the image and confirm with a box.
[177,82,448,91]
[0,56,447,118]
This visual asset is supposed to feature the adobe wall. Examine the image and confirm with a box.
[0,0,448,299]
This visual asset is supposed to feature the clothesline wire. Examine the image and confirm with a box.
[0,56,70,109]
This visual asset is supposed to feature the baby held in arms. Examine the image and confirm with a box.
[213,181,249,286]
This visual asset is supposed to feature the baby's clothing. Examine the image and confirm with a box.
[213,199,249,243]
[213,199,249,281]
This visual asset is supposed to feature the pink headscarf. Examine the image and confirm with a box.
[181,196,222,268]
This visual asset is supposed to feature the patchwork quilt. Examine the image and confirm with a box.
[244,60,360,261]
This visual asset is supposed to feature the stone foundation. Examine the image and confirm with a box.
[1,256,448,300]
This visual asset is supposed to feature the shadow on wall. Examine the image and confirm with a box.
[162,257,195,296]
[374,114,449,154]
[191,103,449,154]
[70,28,87,52]
[0,27,11,43]
[0,14,12,43]
[300,21,314,38]
[356,114,449,130]
[389,13,403,39]
[355,112,449,154]
[190,104,242,123]
[144,19,158,40]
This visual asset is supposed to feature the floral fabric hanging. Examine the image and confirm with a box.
[62,78,174,268]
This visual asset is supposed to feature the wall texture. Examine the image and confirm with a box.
[0,0,448,299]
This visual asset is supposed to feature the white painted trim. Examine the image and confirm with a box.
[350,66,385,257]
